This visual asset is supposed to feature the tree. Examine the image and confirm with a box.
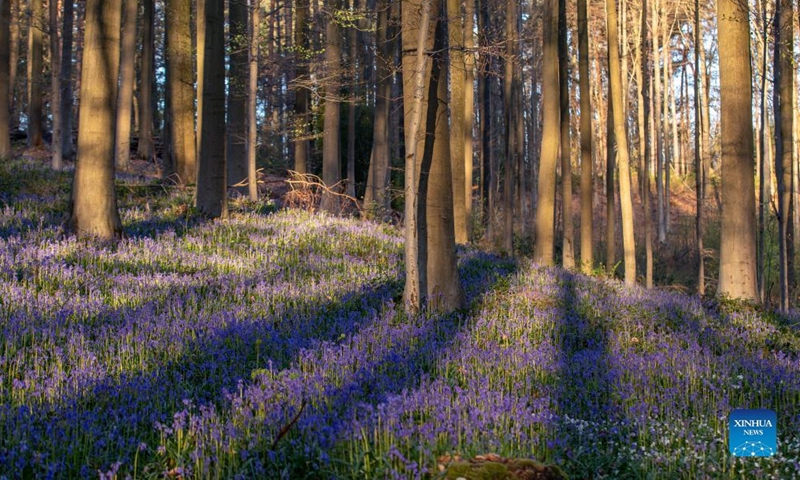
[607,0,636,285]
[364,0,391,213]
[227,0,248,194]
[115,0,137,171]
[166,0,196,185]
[293,0,311,174]
[137,0,155,160]
[643,0,654,288]
[534,0,559,266]
[196,0,227,218]
[717,0,758,300]
[246,0,260,201]
[774,0,794,311]
[66,0,123,240]
[321,0,343,213]
[402,0,463,313]
[577,0,592,273]
[693,0,703,294]
[49,0,62,169]
[0,0,10,158]
[448,0,468,244]
[558,0,573,268]
[59,0,76,160]
[27,0,43,148]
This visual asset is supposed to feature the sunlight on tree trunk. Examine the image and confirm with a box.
[115,0,137,172]
[166,0,197,185]
[578,0,593,274]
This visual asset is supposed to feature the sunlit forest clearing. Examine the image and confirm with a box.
[3,0,800,477]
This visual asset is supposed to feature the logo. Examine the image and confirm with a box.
[729,409,777,457]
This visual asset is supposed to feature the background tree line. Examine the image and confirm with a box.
[0,0,798,313]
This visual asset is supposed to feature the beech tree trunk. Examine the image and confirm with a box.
[60,0,75,159]
[247,0,260,201]
[578,0,593,273]
[775,0,794,311]
[321,0,343,213]
[115,0,137,171]
[227,0,249,194]
[559,0,573,268]
[196,0,227,218]
[293,0,311,174]
[364,0,390,213]
[49,0,62,169]
[27,0,43,148]
[0,0,10,158]
[534,0,559,265]
[717,0,758,301]
[67,0,123,240]
[166,0,196,185]
[138,0,154,160]
[449,0,468,244]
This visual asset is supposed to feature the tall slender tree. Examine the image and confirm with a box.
[463,0,475,232]
[503,0,517,253]
[138,0,155,160]
[693,0,703,295]
[196,0,227,218]
[293,0,311,174]
[27,0,43,148]
[643,0,654,288]
[717,0,758,300]
[607,0,636,285]
[775,0,794,311]
[247,0,260,201]
[49,0,62,169]
[0,0,10,158]
[321,0,343,213]
[60,0,75,159]
[578,0,592,273]
[166,0,197,185]
[364,0,391,213]
[449,0,468,244]
[534,0,559,265]
[115,0,138,171]
[67,0,123,240]
[227,0,249,193]
[558,0,573,268]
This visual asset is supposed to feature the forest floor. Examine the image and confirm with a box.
[1,153,799,478]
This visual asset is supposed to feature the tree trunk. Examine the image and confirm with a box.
[196,0,205,160]
[449,0,468,244]
[463,0,475,238]
[694,0,704,295]
[653,0,665,244]
[717,0,758,301]
[138,0,154,160]
[346,0,358,199]
[578,0,592,273]
[50,0,62,169]
[642,0,653,288]
[364,0,390,214]
[60,0,75,159]
[606,74,616,275]
[293,0,311,174]
[9,0,19,130]
[502,0,516,253]
[775,0,794,311]
[321,0,343,213]
[227,0,249,194]
[166,0,197,185]
[196,0,227,218]
[559,0,573,268]
[27,0,43,148]
[534,0,559,265]
[67,0,123,240]
[247,0,260,201]
[115,0,137,171]
[0,0,10,158]
[607,0,636,285]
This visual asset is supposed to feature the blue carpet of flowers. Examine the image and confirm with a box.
[0,164,799,479]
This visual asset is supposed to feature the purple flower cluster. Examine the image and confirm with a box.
[1,187,799,479]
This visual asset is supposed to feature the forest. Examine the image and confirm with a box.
[0,0,799,478]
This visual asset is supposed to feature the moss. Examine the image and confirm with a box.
[439,455,568,480]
